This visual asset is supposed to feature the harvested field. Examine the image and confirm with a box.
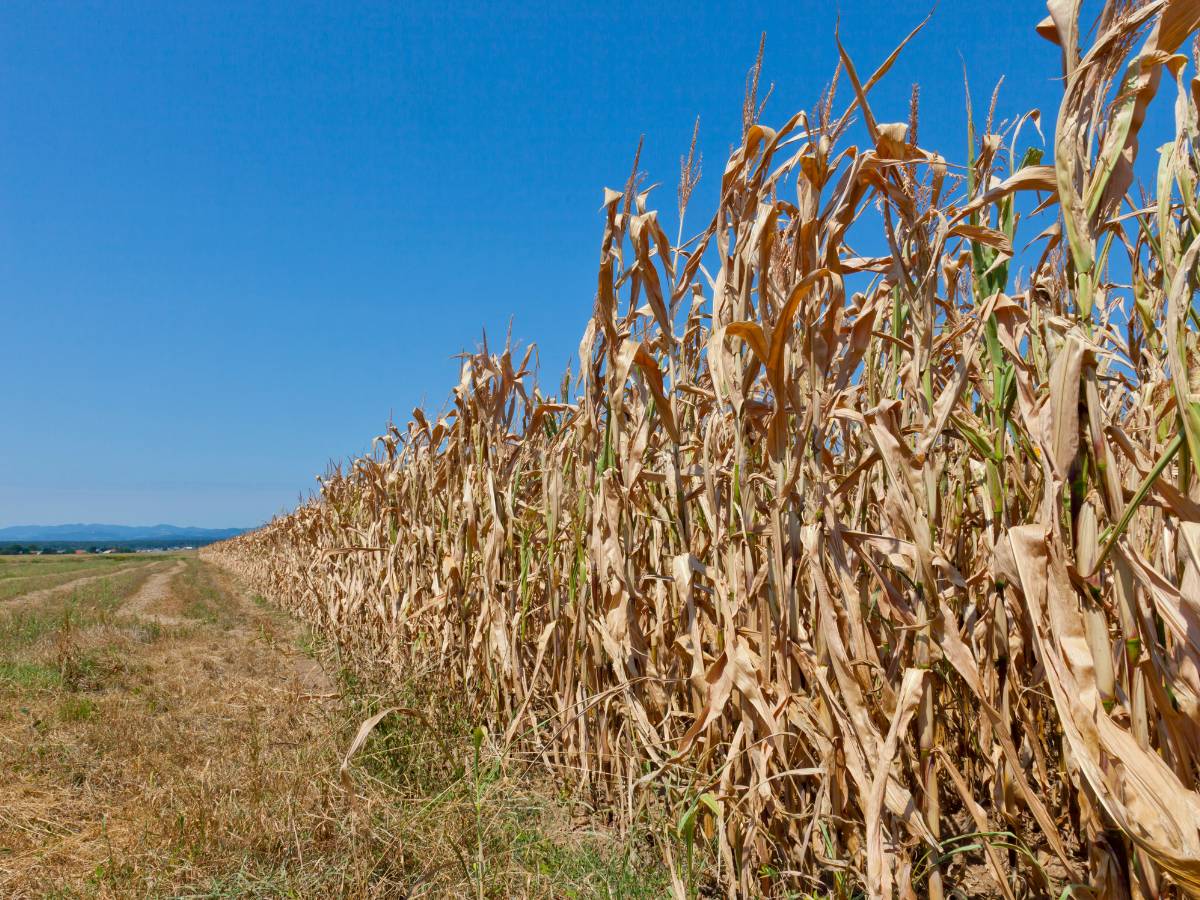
[0,556,159,605]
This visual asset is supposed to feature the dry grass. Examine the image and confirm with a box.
[0,558,670,898]
[205,2,1200,895]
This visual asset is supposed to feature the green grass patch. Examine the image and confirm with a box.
[294,625,325,660]
[328,660,672,898]
[511,828,670,899]
[0,570,151,651]
[59,695,97,722]
[171,560,235,627]
[0,660,62,689]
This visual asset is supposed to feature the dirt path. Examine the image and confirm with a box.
[117,559,189,624]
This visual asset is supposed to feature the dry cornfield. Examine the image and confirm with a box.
[205,2,1200,896]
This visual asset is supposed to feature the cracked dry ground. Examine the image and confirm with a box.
[0,555,352,898]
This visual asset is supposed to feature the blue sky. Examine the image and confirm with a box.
[1,1,1065,528]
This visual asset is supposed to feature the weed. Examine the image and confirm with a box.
[59,695,96,722]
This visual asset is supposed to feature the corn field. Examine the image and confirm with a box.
[205,2,1200,896]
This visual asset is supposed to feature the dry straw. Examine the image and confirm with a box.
[206,2,1200,895]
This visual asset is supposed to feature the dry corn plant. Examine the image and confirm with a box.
[205,2,1200,896]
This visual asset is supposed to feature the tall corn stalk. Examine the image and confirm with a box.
[205,3,1200,895]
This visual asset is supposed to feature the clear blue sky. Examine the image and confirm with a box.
[1,1,1063,528]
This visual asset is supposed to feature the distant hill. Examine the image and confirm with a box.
[0,524,250,542]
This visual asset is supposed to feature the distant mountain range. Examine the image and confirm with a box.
[0,524,250,542]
